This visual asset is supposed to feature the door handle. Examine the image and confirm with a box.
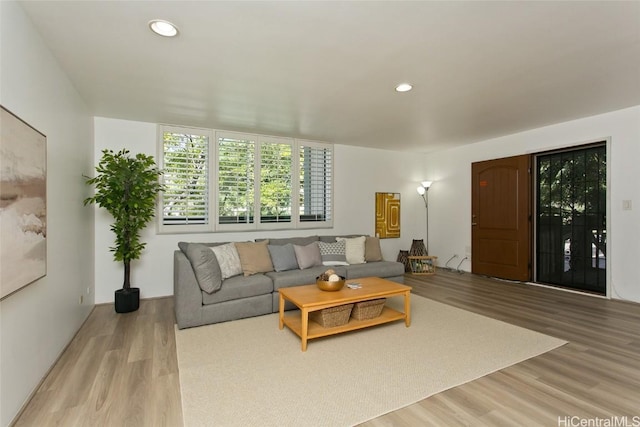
[471,222,477,226]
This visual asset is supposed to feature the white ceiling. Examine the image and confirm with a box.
[19,1,640,152]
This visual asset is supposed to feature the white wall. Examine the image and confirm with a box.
[0,2,95,426]
[93,117,426,303]
[1,3,636,425]
[424,106,640,303]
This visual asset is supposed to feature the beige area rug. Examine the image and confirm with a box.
[175,295,566,427]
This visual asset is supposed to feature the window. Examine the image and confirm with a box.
[158,125,332,233]
[159,126,212,232]
[260,138,293,224]
[217,133,256,226]
[299,141,332,224]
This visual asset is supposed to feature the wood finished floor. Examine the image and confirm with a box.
[13,271,640,426]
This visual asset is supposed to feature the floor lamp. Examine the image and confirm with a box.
[416,181,432,255]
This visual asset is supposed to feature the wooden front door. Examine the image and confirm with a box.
[471,155,531,281]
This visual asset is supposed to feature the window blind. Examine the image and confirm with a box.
[158,125,333,232]
[161,130,209,226]
[299,144,332,222]
[218,135,255,224]
[260,140,293,223]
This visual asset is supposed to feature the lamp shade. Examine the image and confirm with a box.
[417,186,425,195]
[421,181,433,189]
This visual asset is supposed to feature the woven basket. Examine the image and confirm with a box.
[310,304,354,328]
[351,298,386,320]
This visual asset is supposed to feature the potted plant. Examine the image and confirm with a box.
[84,149,164,313]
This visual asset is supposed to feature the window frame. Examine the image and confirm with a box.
[157,125,333,234]
[215,131,258,232]
[296,139,334,230]
[256,135,296,230]
[157,125,213,234]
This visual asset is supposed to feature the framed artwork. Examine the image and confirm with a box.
[375,192,400,238]
[0,106,47,300]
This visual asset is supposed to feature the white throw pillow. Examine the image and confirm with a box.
[317,240,349,266]
[211,243,243,280]
[337,236,367,264]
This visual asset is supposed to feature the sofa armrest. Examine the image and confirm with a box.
[174,250,204,329]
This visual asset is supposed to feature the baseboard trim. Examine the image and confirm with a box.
[9,305,96,427]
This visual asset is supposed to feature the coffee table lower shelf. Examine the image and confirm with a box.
[283,306,406,342]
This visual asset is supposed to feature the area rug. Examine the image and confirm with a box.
[175,295,566,427]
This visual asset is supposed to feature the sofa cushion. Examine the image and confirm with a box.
[267,265,347,291]
[268,243,299,272]
[344,261,405,279]
[211,243,243,279]
[365,236,383,262]
[177,242,222,293]
[202,274,273,305]
[317,240,348,266]
[319,234,361,243]
[258,236,319,246]
[293,242,322,269]
[336,236,366,264]
[235,241,274,276]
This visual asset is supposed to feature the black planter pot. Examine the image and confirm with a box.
[114,287,140,313]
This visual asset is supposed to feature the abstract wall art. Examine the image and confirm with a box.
[1,106,47,300]
[375,192,400,238]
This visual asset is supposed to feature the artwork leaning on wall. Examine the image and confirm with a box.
[0,106,47,300]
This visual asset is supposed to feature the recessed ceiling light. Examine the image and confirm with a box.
[149,19,179,37]
[395,83,413,92]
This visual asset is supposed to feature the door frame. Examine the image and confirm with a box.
[470,139,611,298]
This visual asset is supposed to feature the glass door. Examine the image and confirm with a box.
[535,143,606,295]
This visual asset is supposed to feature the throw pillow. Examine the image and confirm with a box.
[336,236,366,264]
[317,240,349,266]
[293,242,323,269]
[365,236,383,262]
[177,242,223,293]
[268,243,299,272]
[234,241,274,276]
[211,243,243,279]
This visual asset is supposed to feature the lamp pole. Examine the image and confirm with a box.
[417,181,432,255]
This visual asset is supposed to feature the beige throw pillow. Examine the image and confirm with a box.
[235,241,274,276]
[365,236,383,262]
[336,236,366,264]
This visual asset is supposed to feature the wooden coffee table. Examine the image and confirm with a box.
[278,276,412,351]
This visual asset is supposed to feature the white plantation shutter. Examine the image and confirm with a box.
[217,133,255,226]
[160,127,211,230]
[158,126,332,232]
[260,138,293,224]
[299,141,333,226]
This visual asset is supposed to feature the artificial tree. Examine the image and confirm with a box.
[84,149,164,313]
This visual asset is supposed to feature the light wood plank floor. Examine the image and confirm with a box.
[13,271,640,426]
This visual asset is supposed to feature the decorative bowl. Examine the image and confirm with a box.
[316,276,346,292]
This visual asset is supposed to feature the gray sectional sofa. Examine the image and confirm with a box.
[174,235,405,329]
